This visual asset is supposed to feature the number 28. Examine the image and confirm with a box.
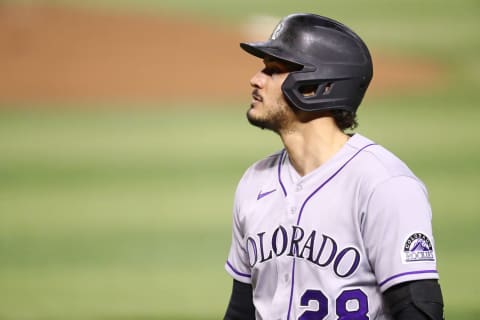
[299,288,369,320]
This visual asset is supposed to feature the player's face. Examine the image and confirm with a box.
[247,58,298,133]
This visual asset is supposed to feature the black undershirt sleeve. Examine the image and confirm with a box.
[224,278,443,319]
[224,279,256,320]
[383,279,444,320]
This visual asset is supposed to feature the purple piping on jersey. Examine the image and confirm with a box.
[226,260,251,278]
[296,143,376,225]
[278,149,288,197]
[379,269,438,287]
[286,143,376,320]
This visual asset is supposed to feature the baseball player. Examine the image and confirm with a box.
[224,14,444,320]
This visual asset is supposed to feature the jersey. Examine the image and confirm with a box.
[225,133,439,320]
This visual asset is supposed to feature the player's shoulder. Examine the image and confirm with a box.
[246,149,285,174]
[349,133,417,180]
[233,150,284,209]
[240,150,284,183]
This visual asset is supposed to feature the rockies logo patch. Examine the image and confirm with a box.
[402,233,435,263]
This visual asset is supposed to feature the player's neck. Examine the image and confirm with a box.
[279,117,350,176]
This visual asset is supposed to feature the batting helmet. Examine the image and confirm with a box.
[240,13,373,113]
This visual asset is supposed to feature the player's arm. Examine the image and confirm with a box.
[224,279,255,320]
[383,279,444,320]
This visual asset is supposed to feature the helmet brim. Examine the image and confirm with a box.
[240,42,305,67]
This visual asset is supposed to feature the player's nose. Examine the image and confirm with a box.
[250,70,266,88]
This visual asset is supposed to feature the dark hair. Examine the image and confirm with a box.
[331,109,358,131]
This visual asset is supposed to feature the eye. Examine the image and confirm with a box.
[262,66,281,76]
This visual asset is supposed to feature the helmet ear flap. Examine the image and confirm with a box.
[282,70,367,113]
[320,82,334,96]
[298,83,320,98]
[297,82,334,98]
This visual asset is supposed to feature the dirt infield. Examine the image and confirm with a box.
[0,4,445,104]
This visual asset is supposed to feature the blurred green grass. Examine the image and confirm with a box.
[1,100,479,319]
[0,107,278,319]
[1,0,480,319]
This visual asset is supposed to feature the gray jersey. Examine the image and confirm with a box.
[225,134,439,320]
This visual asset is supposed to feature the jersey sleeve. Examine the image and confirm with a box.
[363,175,439,292]
[225,173,253,284]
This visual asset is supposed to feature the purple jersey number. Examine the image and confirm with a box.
[299,290,329,319]
[299,288,369,319]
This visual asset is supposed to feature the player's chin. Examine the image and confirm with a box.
[246,109,269,130]
[247,106,261,121]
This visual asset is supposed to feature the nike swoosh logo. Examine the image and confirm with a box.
[257,189,277,200]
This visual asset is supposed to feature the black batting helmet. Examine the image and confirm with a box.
[240,13,373,113]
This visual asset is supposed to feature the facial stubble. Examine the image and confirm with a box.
[246,97,295,134]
